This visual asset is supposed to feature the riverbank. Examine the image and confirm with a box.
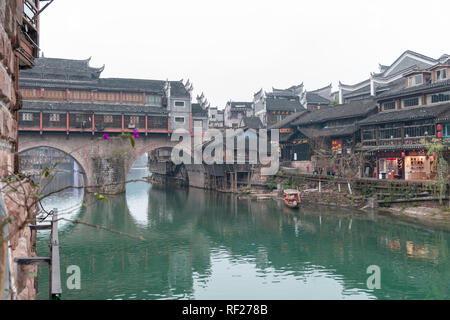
[228,182,450,231]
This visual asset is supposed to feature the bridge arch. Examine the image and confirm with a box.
[18,145,88,188]
[18,132,178,194]
[18,134,92,188]
[123,138,179,181]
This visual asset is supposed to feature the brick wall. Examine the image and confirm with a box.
[0,0,22,178]
[0,0,38,300]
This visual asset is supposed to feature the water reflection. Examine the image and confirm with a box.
[37,171,84,231]
[35,167,450,300]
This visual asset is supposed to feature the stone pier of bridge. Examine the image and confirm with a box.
[18,133,177,194]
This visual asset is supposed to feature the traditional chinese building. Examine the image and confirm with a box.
[253,84,306,127]
[208,107,224,128]
[18,57,193,135]
[338,50,450,104]
[305,83,336,110]
[291,99,378,172]
[223,101,253,128]
[358,58,450,180]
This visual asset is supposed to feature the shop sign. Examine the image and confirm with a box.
[377,151,402,158]
[332,139,342,153]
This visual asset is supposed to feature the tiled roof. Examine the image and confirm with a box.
[292,99,376,125]
[268,111,308,129]
[306,92,330,105]
[377,79,450,100]
[266,97,303,111]
[21,100,167,115]
[19,57,190,97]
[358,103,450,125]
[20,57,104,81]
[299,125,358,138]
[229,101,253,108]
[191,103,208,117]
[240,116,264,129]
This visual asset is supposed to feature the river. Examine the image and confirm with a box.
[35,167,450,300]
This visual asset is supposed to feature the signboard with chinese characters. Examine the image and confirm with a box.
[332,139,342,154]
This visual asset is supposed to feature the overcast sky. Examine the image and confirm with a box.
[39,0,450,108]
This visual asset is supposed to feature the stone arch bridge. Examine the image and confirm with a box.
[18,132,178,194]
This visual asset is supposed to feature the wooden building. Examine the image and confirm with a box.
[18,57,193,135]
[358,58,450,180]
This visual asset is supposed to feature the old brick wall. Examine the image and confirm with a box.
[0,0,37,300]
[0,0,22,178]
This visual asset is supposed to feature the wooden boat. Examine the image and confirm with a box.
[283,189,301,209]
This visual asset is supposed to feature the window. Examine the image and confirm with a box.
[123,93,143,104]
[104,115,113,123]
[22,113,33,121]
[431,91,450,103]
[49,114,60,122]
[407,75,423,87]
[129,116,139,124]
[362,129,376,141]
[44,90,65,101]
[379,128,401,139]
[72,90,91,102]
[436,69,447,81]
[175,117,185,123]
[174,101,185,107]
[403,97,419,107]
[404,124,435,138]
[145,95,162,106]
[382,101,396,111]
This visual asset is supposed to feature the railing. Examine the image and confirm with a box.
[15,208,61,300]
[19,112,170,134]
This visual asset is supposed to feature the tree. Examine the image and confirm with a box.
[423,138,449,206]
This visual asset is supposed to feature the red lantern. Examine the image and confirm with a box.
[437,131,442,138]
[401,152,406,158]
[283,194,286,198]
[437,124,442,131]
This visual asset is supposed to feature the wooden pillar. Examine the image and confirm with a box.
[39,111,43,135]
[145,115,148,136]
[143,92,146,105]
[121,114,124,133]
[401,123,404,144]
[120,91,123,103]
[92,113,95,135]
[66,112,69,135]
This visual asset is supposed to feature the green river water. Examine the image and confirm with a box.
[35,167,450,300]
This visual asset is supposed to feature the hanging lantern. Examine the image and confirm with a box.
[401,152,406,158]
[437,131,442,138]
[437,124,442,131]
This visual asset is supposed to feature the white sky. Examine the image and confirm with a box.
[39,0,450,108]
